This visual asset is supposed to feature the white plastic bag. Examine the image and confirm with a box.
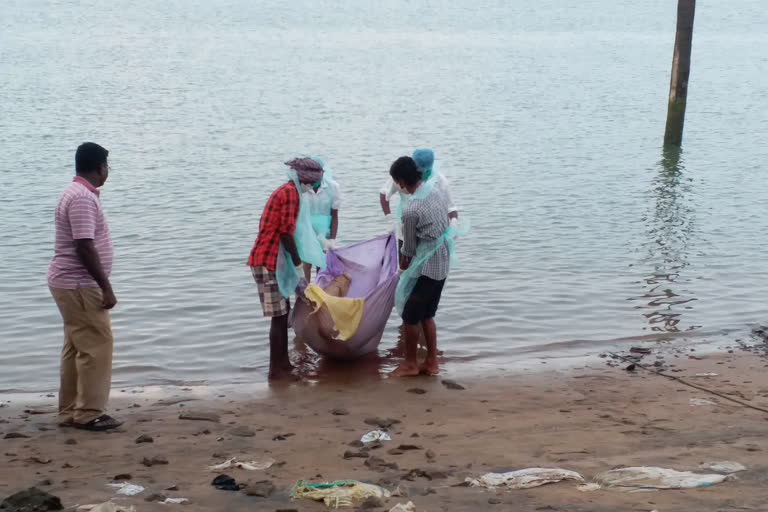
[80,502,137,512]
[107,483,145,496]
[389,502,416,512]
[361,430,391,443]
[208,456,275,471]
[698,461,746,474]
[466,468,584,489]
[593,467,731,491]
[160,498,189,504]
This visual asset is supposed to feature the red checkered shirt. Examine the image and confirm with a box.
[248,182,300,271]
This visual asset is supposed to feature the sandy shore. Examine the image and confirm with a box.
[2,347,768,512]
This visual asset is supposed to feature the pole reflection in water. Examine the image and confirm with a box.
[631,145,700,332]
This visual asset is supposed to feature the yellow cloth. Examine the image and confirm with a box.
[303,284,365,341]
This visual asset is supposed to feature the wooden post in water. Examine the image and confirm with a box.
[663,0,696,146]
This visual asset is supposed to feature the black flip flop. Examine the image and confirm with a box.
[73,414,123,431]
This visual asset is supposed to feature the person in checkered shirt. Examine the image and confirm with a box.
[388,156,453,378]
[248,157,324,380]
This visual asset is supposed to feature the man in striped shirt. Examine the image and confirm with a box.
[389,156,452,377]
[47,142,121,431]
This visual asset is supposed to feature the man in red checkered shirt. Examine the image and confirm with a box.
[248,157,324,380]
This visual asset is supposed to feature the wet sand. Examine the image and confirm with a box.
[2,348,768,512]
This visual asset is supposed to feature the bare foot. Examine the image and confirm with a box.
[389,361,421,377]
[419,359,439,376]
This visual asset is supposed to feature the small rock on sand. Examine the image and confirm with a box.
[212,474,240,491]
[441,379,466,390]
[401,468,450,481]
[331,408,349,416]
[64,439,77,445]
[242,479,275,497]
[407,388,427,395]
[3,433,30,439]
[364,457,398,472]
[360,496,384,509]
[135,434,154,444]
[145,493,167,502]
[27,457,52,465]
[229,426,256,437]
[0,487,62,511]
[343,450,369,459]
[142,455,169,467]
[113,474,132,481]
[364,417,401,429]
[154,397,200,406]
[178,411,220,422]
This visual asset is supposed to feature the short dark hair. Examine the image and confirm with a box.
[75,142,109,174]
[389,156,421,187]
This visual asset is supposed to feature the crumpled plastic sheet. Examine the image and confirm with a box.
[208,456,275,471]
[107,483,145,496]
[698,461,746,474]
[388,502,416,512]
[160,498,189,504]
[361,430,391,443]
[78,503,137,512]
[590,466,733,491]
[466,468,585,490]
[689,398,717,406]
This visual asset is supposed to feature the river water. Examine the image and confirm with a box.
[1,0,767,391]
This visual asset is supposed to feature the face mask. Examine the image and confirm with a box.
[300,183,313,194]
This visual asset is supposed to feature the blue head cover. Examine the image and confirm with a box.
[412,148,434,174]
[310,156,325,169]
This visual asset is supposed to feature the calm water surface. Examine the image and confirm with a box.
[1,0,767,391]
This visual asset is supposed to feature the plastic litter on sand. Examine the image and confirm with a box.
[160,498,189,504]
[78,503,137,512]
[208,456,275,471]
[466,468,584,490]
[107,483,145,496]
[591,466,733,491]
[361,430,391,443]
[698,461,746,474]
[290,479,391,508]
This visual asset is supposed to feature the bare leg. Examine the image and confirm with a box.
[302,262,312,282]
[389,322,421,377]
[419,318,439,375]
[269,314,295,380]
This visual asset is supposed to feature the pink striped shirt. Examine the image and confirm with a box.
[47,177,113,289]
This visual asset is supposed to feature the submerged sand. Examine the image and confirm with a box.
[2,348,768,511]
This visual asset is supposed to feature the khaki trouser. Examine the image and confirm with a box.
[49,287,114,424]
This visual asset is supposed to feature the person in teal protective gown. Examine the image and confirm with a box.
[301,157,342,281]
